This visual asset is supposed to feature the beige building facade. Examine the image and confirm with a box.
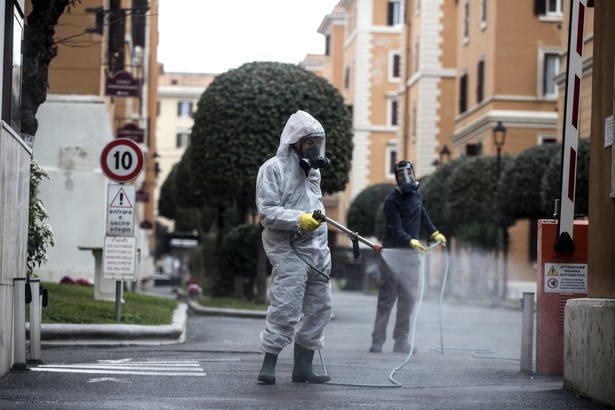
[156,71,215,228]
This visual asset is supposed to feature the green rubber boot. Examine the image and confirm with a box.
[257,353,278,385]
[291,343,330,383]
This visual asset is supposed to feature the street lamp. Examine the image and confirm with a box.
[439,145,451,163]
[492,121,507,300]
[492,121,506,176]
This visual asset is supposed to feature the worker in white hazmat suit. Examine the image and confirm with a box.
[255,110,332,385]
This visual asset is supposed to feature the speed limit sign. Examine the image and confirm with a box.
[100,139,145,183]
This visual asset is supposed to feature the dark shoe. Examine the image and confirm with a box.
[291,343,330,383]
[257,353,278,385]
[369,343,382,353]
[393,341,417,354]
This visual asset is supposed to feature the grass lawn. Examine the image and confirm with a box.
[39,282,178,325]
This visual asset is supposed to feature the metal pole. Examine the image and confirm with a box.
[12,278,28,371]
[494,146,502,299]
[115,281,122,321]
[520,292,535,373]
[28,279,43,365]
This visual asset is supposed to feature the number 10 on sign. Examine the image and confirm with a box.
[100,139,145,183]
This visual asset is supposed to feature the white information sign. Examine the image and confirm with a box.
[106,184,135,236]
[544,263,587,293]
[103,236,137,281]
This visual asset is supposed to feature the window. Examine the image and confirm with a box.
[386,144,398,177]
[390,52,401,80]
[463,0,470,41]
[539,135,557,144]
[325,35,330,56]
[3,4,23,134]
[344,66,350,89]
[387,1,402,26]
[466,142,482,156]
[476,59,485,104]
[388,98,399,126]
[176,131,191,148]
[459,73,468,114]
[107,0,125,73]
[480,0,487,27]
[177,101,193,117]
[541,51,560,97]
[535,0,563,16]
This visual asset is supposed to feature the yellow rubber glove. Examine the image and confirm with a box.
[431,231,447,247]
[409,239,428,252]
[299,213,321,232]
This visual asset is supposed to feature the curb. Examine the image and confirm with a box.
[187,300,267,319]
[35,303,188,346]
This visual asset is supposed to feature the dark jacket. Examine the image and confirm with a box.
[381,187,437,248]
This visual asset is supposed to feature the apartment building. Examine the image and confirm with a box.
[156,71,215,229]
[28,0,159,287]
[311,0,406,231]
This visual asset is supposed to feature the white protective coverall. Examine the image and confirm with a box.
[255,110,332,355]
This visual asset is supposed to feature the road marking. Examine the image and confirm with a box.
[30,359,206,377]
[87,377,132,383]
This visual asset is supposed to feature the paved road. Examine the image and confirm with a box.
[0,286,610,409]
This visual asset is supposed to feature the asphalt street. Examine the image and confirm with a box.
[0,285,610,409]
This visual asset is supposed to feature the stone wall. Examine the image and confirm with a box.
[564,298,615,407]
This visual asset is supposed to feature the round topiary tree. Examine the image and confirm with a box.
[188,61,354,224]
[346,183,395,238]
[420,158,469,238]
[447,155,515,234]
[218,223,263,298]
[498,143,561,221]
[541,138,590,217]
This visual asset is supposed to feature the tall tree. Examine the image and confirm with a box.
[187,61,354,227]
[21,0,81,139]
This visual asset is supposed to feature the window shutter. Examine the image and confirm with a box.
[534,0,546,15]
[393,54,401,78]
[459,74,468,114]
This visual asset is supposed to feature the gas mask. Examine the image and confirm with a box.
[394,160,419,193]
[297,134,330,171]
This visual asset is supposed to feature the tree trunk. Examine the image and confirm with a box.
[21,0,73,138]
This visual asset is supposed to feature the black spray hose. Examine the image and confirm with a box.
[290,231,331,281]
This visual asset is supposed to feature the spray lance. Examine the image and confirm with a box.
[290,210,383,281]
[311,210,383,257]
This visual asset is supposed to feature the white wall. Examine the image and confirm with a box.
[32,95,113,283]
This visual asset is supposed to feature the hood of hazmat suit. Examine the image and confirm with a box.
[255,110,332,352]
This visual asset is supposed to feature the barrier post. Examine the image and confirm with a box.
[11,278,28,371]
[536,219,588,375]
[28,279,43,365]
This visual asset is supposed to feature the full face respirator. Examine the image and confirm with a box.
[297,134,330,171]
[395,160,419,193]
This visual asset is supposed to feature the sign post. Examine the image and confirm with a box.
[100,139,144,321]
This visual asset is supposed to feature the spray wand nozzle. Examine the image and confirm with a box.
[312,210,383,256]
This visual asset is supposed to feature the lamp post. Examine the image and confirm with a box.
[439,145,451,163]
[492,121,507,300]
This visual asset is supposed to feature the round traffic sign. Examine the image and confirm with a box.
[100,139,145,183]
